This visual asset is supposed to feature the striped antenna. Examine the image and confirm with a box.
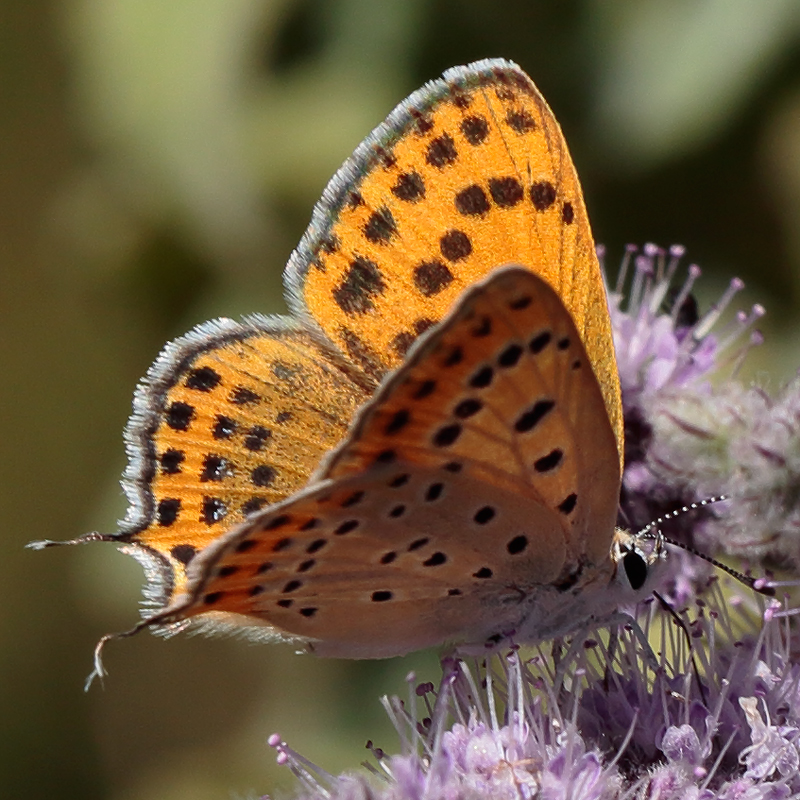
[638,495,774,597]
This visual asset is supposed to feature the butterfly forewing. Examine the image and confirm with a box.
[154,268,620,654]
[288,60,622,461]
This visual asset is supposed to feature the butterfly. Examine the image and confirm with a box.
[31,58,664,667]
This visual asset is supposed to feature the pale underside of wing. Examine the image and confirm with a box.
[147,268,621,656]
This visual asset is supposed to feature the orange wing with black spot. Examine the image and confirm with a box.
[143,269,621,657]
[32,59,622,637]
[113,318,370,604]
[285,59,622,460]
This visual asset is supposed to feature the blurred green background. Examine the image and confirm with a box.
[5,1,800,798]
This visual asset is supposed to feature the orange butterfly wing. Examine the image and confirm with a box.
[34,60,623,648]
[144,269,620,657]
[113,321,369,603]
[287,60,622,462]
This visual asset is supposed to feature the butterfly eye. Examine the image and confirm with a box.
[622,549,649,591]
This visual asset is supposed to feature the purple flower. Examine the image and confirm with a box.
[739,697,800,781]
[604,245,800,573]
[269,579,800,799]
[602,244,758,515]
[265,248,800,800]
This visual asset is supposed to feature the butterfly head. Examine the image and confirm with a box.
[610,527,667,598]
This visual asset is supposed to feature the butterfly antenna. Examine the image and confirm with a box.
[639,495,775,597]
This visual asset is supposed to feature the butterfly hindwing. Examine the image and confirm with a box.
[158,464,573,657]
[320,266,620,566]
[117,318,370,603]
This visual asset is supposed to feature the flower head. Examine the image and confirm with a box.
[598,244,795,605]
[266,247,800,800]
[270,580,796,800]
